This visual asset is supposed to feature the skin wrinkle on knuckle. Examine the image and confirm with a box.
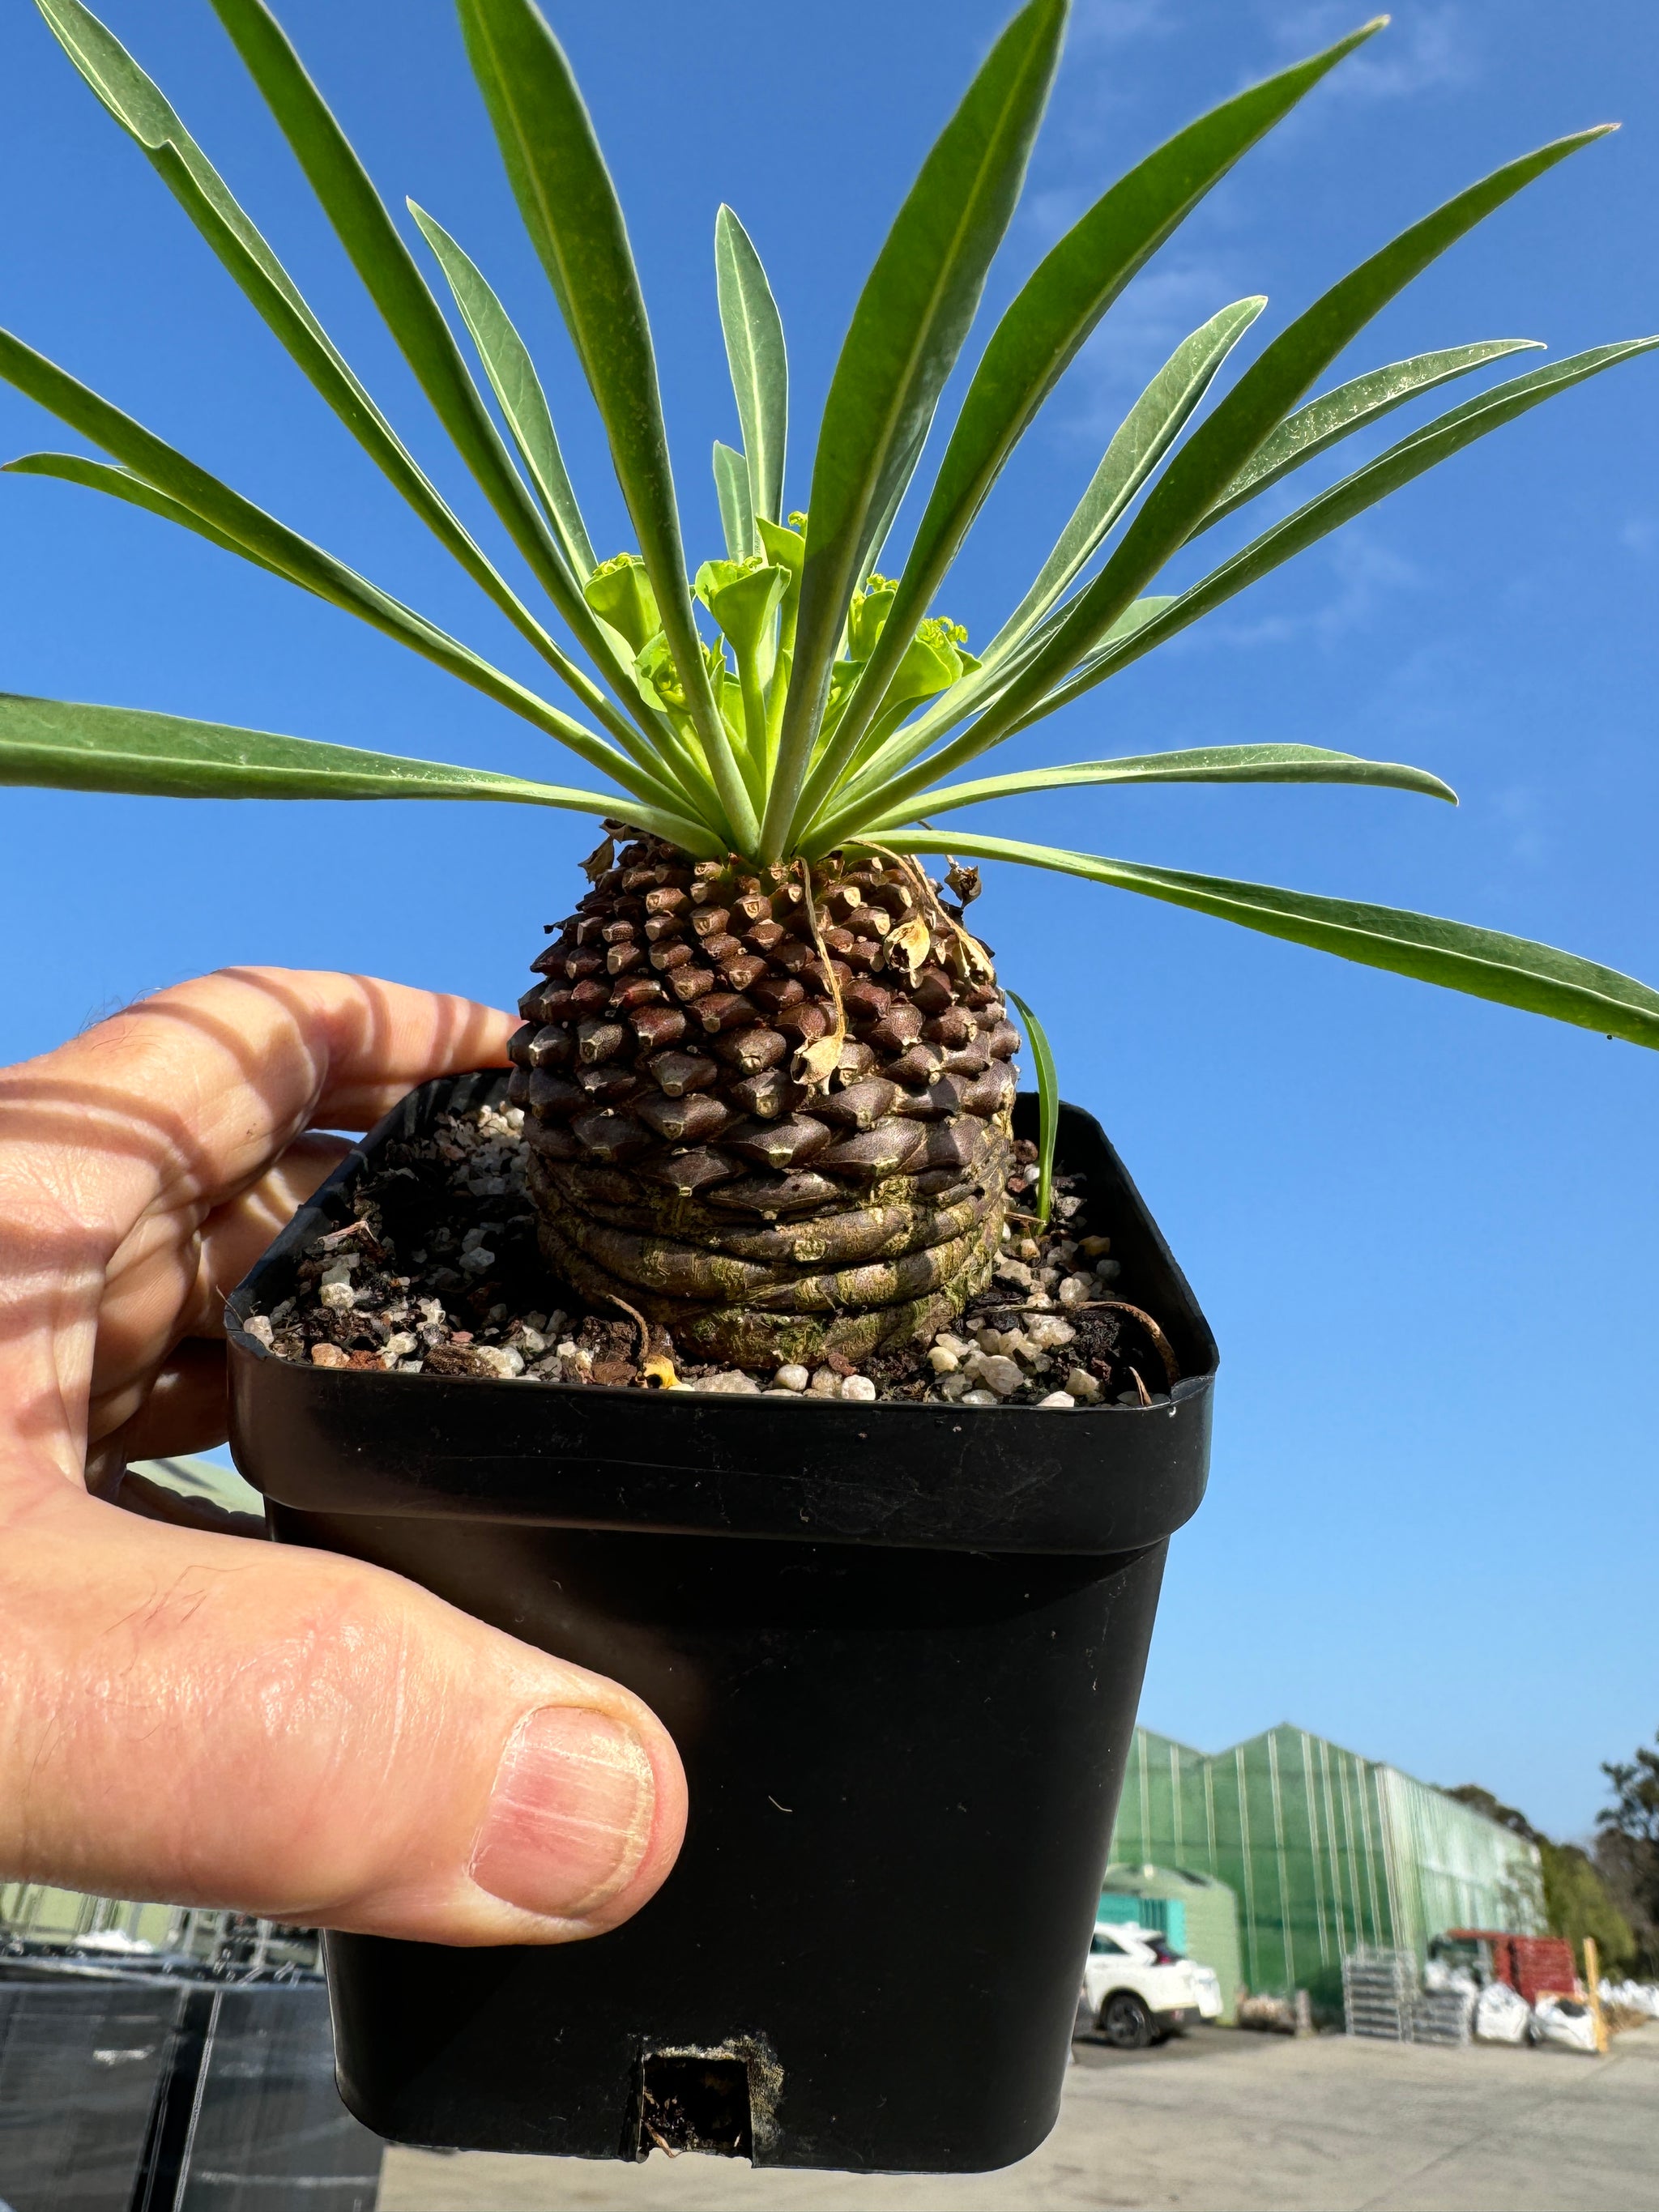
[86,1565,411,1901]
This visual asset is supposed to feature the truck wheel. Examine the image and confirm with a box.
[1098,1993,1154,2050]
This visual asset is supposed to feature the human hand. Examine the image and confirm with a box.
[0,967,686,1945]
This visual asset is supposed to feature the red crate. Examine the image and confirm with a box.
[1447,1930,1579,2005]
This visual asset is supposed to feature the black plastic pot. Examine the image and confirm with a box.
[227,1075,1217,2173]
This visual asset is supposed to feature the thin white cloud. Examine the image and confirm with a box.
[1183,530,1422,652]
[1072,0,1179,51]
[1062,260,1254,441]
[1495,783,1549,867]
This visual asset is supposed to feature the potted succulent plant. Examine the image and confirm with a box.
[3,0,1655,2172]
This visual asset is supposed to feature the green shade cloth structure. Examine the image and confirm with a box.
[1108,1724,1546,2017]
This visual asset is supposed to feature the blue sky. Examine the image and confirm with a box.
[0,0,1653,1839]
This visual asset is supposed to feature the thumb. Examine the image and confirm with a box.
[0,1481,686,1945]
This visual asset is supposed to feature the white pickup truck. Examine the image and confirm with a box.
[1081,1922,1223,2048]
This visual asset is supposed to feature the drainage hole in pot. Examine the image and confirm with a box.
[639,2052,753,2159]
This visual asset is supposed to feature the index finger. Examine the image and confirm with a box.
[0,966,515,1237]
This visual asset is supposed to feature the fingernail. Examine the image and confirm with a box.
[471,1706,655,1920]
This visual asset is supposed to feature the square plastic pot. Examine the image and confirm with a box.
[227,1075,1217,2173]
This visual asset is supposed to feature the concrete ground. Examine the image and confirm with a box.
[377,2020,1659,2212]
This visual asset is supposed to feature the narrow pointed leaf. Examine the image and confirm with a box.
[765,0,1067,860]
[6,450,296,579]
[0,325,692,810]
[713,440,758,562]
[796,300,1266,837]
[883,829,1659,1050]
[407,199,597,581]
[0,693,721,849]
[862,744,1456,833]
[1004,990,1057,1225]
[715,205,787,525]
[812,595,1177,844]
[200,0,596,650]
[832,20,1381,775]
[32,0,628,718]
[1028,338,1659,717]
[985,300,1269,658]
[859,412,934,586]
[974,126,1616,752]
[456,0,754,850]
[1192,338,1546,535]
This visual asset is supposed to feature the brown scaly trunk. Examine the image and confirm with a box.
[505,828,1019,1367]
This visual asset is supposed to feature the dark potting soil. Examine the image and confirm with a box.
[244,1102,1181,1409]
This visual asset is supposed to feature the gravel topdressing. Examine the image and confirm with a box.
[244,1103,1181,1409]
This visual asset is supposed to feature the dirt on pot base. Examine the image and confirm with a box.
[244,1103,1179,1409]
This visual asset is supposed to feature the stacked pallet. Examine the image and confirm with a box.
[1411,1987,1474,2046]
[1341,1946,1418,2041]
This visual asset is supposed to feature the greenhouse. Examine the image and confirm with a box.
[1107,1724,1546,2013]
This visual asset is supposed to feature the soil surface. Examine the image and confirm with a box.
[244,1102,1180,1409]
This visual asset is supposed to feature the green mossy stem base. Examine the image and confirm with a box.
[527,1127,1011,1366]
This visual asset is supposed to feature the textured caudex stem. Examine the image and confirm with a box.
[791,856,848,1088]
[863,842,996,983]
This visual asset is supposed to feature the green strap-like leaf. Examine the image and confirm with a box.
[0,692,721,850]
[884,829,1659,1051]
[715,205,787,526]
[714,441,758,564]
[973,126,1615,754]
[875,339,1650,803]
[0,324,700,816]
[456,0,754,851]
[199,0,613,662]
[32,0,639,747]
[407,199,597,582]
[1004,989,1057,1225]
[1026,339,1659,720]
[762,0,1068,862]
[811,596,1177,846]
[857,744,1456,836]
[6,451,298,579]
[1192,338,1545,535]
[826,20,1380,786]
[800,300,1265,834]
[859,415,933,586]
[404,201,723,815]
[987,300,1269,659]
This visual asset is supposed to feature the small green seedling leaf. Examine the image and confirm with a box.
[1005,988,1057,1225]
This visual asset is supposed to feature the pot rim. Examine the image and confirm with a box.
[226,1073,1217,1555]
